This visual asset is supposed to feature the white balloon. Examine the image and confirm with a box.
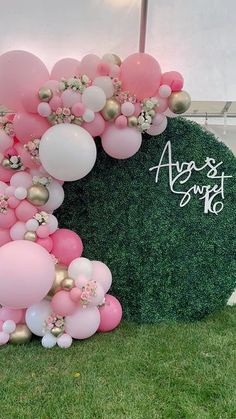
[39,124,97,181]
[93,76,114,98]
[41,332,57,348]
[26,300,52,337]
[25,218,39,232]
[61,90,81,107]
[82,86,106,112]
[47,214,58,233]
[83,109,95,122]
[57,333,72,348]
[2,320,16,334]
[68,257,93,279]
[10,221,27,240]
[14,187,27,200]
[40,180,65,212]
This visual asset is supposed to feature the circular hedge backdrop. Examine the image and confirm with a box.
[56,118,236,323]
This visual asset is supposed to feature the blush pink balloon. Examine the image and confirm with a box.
[49,96,63,111]
[10,172,32,188]
[115,115,128,129]
[161,71,184,92]
[0,320,3,331]
[50,58,80,79]
[36,237,53,252]
[101,125,142,159]
[0,130,13,153]
[91,261,112,293]
[14,143,40,169]
[10,221,27,240]
[0,240,55,308]
[37,225,50,238]
[43,80,60,94]
[69,287,82,303]
[0,228,11,246]
[65,306,100,339]
[146,116,167,136]
[98,294,122,332]
[83,113,105,137]
[0,307,23,323]
[13,112,50,144]
[51,290,77,316]
[21,87,41,113]
[0,165,12,182]
[0,331,9,345]
[0,50,49,112]
[51,229,83,265]
[0,208,17,229]
[15,200,37,222]
[79,54,101,80]
[156,97,168,113]
[72,102,85,117]
[120,53,161,100]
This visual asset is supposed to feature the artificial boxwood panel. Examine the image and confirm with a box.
[56,118,236,323]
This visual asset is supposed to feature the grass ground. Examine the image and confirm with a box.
[0,307,235,419]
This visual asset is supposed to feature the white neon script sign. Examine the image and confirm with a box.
[149,141,232,215]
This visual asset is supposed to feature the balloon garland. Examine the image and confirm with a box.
[0,50,191,348]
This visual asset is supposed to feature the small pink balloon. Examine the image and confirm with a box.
[0,130,13,153]
[65,306,100,339]
[69,287,82,303]
[0,165,12,182]
[36,237,53,252]
[49,96,63,111]
[97,61,110,76]
[98,294,122,332]
[156,97,168,113]
[72,102,85,117]
[161,71,184,92]
[146,116,167,136]
[115,115,128,129]
[50,58,80,79]
[0,228,11,246]
[79,54,101,80]
[0,331,9,345]
[51,229,83,266]
[5,186,15,197]
[10,221,26,240]
[101,125,142,159]
[91,261,112,293]
[0,208,17,229]
[0,307,23,323]
[8,196,20,209]
[13,112,50,144]
[21,87,41,113]
[38,102,52,117]
[121,102,135,117]
[15,200,37,222]
[51,290,77,316]
[37,225,50,238]
[83,113,105,137]
[10,172,32,188]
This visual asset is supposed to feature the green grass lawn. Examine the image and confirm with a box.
[0,307,235,419]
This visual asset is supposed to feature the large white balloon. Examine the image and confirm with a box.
[25,299,52,337]
[39,124,97,181]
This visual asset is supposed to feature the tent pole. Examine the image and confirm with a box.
[139,0,149,53]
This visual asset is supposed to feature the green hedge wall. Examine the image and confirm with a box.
[56,118,236,323]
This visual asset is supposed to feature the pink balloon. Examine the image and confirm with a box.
[72,102,85,117]
[101,125,142,159]
[65,306,100,339]
[15,200,37,222]
[69,287,82,303]
[5,196,18,210]
[50,58,80,80]
[0,331,9,345]
[14,143,40,169]
[37,225,50,238]
[0,240,55,308]
[115,115,128,129]
[51,290,77,316]
[0,228,11,246]
[146,116,167,136]
[0,208,17,229]
[98,294,122,332]
[10,171,32,188]
[38,102,52,117]
[0,50,49,112]
[0,320,3,331]
[36,237,53,252]
[13,112,50,144]
[156,97,168,113]
[51,229,83,265]
[120,53,161,100]
[21,87,41,113]
[43,80,60,94]
[91,261,112,293]
[161,71,184,92]
[49,96,63,111]
[152,113,165,126]
[79,54,101,80]
[83,113,105,137]
[0,307,23,323]
[0,165,12,182]
[0,130,13,153]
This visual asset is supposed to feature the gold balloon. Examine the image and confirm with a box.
[51,326,63,337]
[73,117,83,125]
[9,324,32,344]
[128,116,138,128]
[48,264,68,298]
[61,277,74,290]
[101,99,121,121]
[24,231,37,242]
[2,159,10,168]
[38,87,53,102]
[168,90,191,114]
[112,54,122,66]
[27,184,49,206]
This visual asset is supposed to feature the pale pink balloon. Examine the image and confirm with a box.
[146,116,167,136]
[15,200,37,222]
[69,287,82,303]
[0,320,3,331]
[97,61,110,76]
[0,331,9,345]
[57,333,72,348]
[13,112,50,144]
[51,290,77,316]
[21,87,41,113]
[152,113,165,126]
[0,130,13,153]
[49,95,63,111]
[74,275,90,289]
[79,54,101,80]
[8,196,20,209]
[91,261,112,293]
[65,306,100,339]
[37,225,50,238]
[0,50,49,112]
[0,240,55,308]
[120,53,161,100]
[61,90,81,107]
[98,294,122,332]
[50,58,80,79]
[101,125,142,159]
[36,237,53,252]
[0,208,17,229]
[51,229,83,265]
[156,97,168,113]
[83,113,105,137]
[161,71,184,92]
[0,165,12,182]
[0,228,11,246]
[0,181,8,193]
[10,221,27,240]
[121,102,135,117]
[72,102,85,117]
[134,103,141,117]
[0,307,23,323]
[10,172,32,188]
[115,115,127,129]
[38,102,52,117]
[14,143,40,169]
[5,186,15,197]
[109,64,120,79]
[158,84,172,98]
